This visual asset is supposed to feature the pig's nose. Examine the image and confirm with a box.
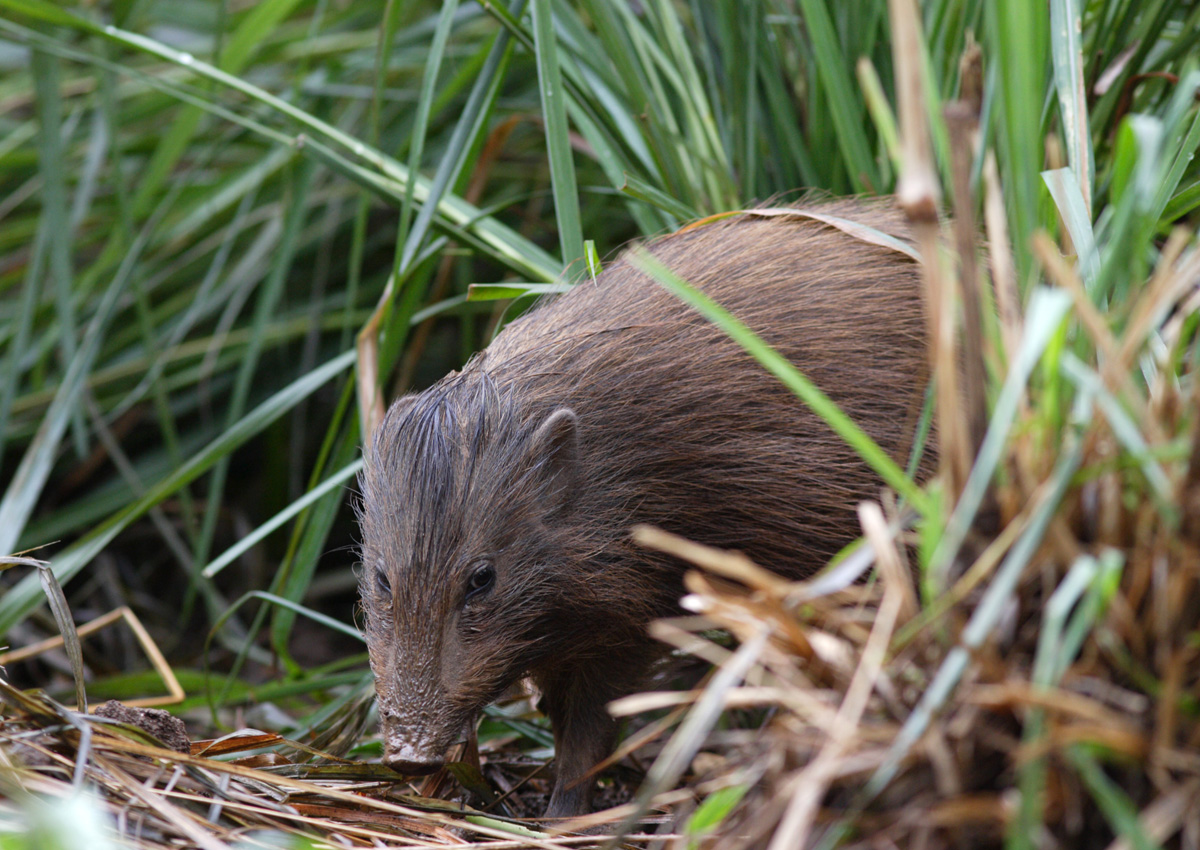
[383,745,445,776]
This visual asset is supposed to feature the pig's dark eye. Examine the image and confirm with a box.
[375,570,392,598]
[465,562,495,602]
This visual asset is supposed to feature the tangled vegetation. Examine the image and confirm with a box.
[1,0,1198,847]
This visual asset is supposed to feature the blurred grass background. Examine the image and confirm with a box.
[1,0,1200,844]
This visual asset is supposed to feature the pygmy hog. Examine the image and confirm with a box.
[358,198,930,817]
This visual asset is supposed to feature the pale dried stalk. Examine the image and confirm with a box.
[888,0,940,220]
[0,606,184,709]
[858,501,919,623]
[90,736,567,848]
[983,152,1022,359]
[888,0,971,498]
[356,279,391,441]
[766,539,906,850]
[944,44,990,465]
[633,525,794,596]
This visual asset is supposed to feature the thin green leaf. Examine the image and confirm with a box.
[686,784,751,841]
[396,0,530,278]
[1151,69,1200,226]
[794,0,880,191]
[1050,0,1093,214]
[1067,746,1165,850]
[928,288,1073,590]
[1059,354,1175,517]
[1042,167,1099,286]
[533,0,585,272]
[31,47,87,459]
[0,350,355,636]
[1012,550,1122,849]
[1162,178,1200,223]
[202,461,363,580]
[986,0,1049,284]
[398,0,460,251]
[0,8,560,282]
[858,56,903,177]
[36,561,87,711]
[193,160,315,581]
[270,421,360,662]
[620,172,696,224]
[466,282,570,301]
[0,245,131,557]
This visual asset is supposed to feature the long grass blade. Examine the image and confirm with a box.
[0,253,131,557]
[532,0,584,272]
[0,350,355,635]
[795,0,881,191]
[927,288,1072,590]
[1050,0,1093,214]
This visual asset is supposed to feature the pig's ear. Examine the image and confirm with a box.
[528,407,580,514]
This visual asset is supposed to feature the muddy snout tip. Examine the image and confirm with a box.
[382,745,445,776]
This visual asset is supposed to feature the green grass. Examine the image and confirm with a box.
[1,0,1199,845]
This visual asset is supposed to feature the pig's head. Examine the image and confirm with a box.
[357,373,582,775]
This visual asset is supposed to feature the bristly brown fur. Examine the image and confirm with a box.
[357,197,933,817]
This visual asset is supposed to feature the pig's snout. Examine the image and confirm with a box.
[382,739,446,775]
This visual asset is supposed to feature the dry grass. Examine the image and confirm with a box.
[3,0,1199,847]
[5,162,1199,850]
[5,170,1198,849]
[617,478,1200,849]
[0,676,677,848]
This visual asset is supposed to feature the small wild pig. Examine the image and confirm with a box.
[358,198,930,817]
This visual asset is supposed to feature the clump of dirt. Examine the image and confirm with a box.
[94,700,190,754]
